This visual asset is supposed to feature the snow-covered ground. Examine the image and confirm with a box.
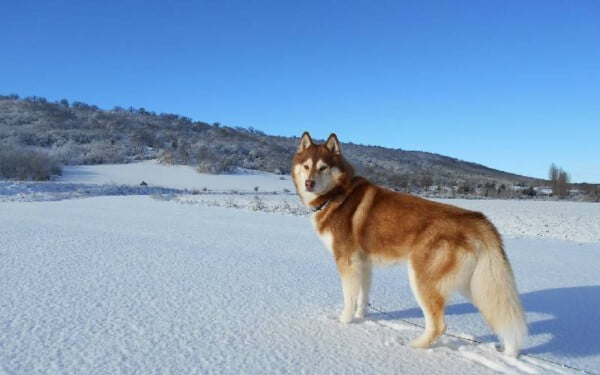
[1,161,599,374]
[58,160,295,193]
[2,161,599,244]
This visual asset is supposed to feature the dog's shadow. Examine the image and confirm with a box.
[369,286,600,357]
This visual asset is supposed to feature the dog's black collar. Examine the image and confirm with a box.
[311,199,331,212]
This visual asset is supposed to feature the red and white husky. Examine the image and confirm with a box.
[292,132,527,356]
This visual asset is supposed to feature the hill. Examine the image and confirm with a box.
[0,94,560,198]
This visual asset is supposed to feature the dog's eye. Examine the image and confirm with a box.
[303,165,309,170]
[319,166,328,171]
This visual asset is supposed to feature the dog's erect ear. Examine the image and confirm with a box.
[325,133,341,154]
[297,131,313,152]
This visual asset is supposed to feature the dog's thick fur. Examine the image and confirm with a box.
[292,132,527,356]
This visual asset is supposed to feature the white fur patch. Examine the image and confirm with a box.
[407,262,425,310]
[294,163,317,205]
[316,160,328,170]
[312,215,334,255]
[330,166,342,181]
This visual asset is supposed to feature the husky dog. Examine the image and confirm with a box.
[292,132,527,356]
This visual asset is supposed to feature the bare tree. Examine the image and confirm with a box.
[549,164,559,193]
[549,163,570,198]
[557,170,570,198]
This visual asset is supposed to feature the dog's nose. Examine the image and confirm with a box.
[305,180,315,191]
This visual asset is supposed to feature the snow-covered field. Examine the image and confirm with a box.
[58,160,295,192]
[1,161,599,374]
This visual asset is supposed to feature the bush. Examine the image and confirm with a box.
[521,186,537,197]
[581,184,600,202]
[457,183,472,195]
[0,146,61,180]
[250,196,266,211]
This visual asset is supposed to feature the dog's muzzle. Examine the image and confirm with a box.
[305,179,315,191]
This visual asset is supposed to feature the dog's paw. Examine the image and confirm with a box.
[503,344,518,357]
[339,312,354,324]
[354,309,366,319]
[409,335,433,349]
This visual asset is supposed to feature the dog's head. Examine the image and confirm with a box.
[292,132,354,206]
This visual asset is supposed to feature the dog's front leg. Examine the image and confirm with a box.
[355,262,371,319]
[336,256,361,324]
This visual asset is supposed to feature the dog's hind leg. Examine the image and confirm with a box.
[355,261,372,319]
[407,261,447,348]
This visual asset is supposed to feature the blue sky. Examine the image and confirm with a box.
[2,1,599,182]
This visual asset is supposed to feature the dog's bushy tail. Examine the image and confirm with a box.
[469,232,527,357]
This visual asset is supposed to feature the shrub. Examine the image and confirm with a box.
[457,183,472,195]
[250,196,266,211]
[521,186,537,197]
[582,184,600,202]
[0,146,61,180]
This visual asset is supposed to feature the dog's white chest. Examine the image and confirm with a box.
[312,214,334,255]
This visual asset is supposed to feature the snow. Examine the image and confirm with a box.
[0,180,184,202]
[5,161,597,244]
[1,161,600,374]
[57,160,295,192]
[432,199,600,245]
[169,195,600,245]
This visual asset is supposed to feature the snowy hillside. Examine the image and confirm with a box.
[0,96,541,190]
[1,162,599,374]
